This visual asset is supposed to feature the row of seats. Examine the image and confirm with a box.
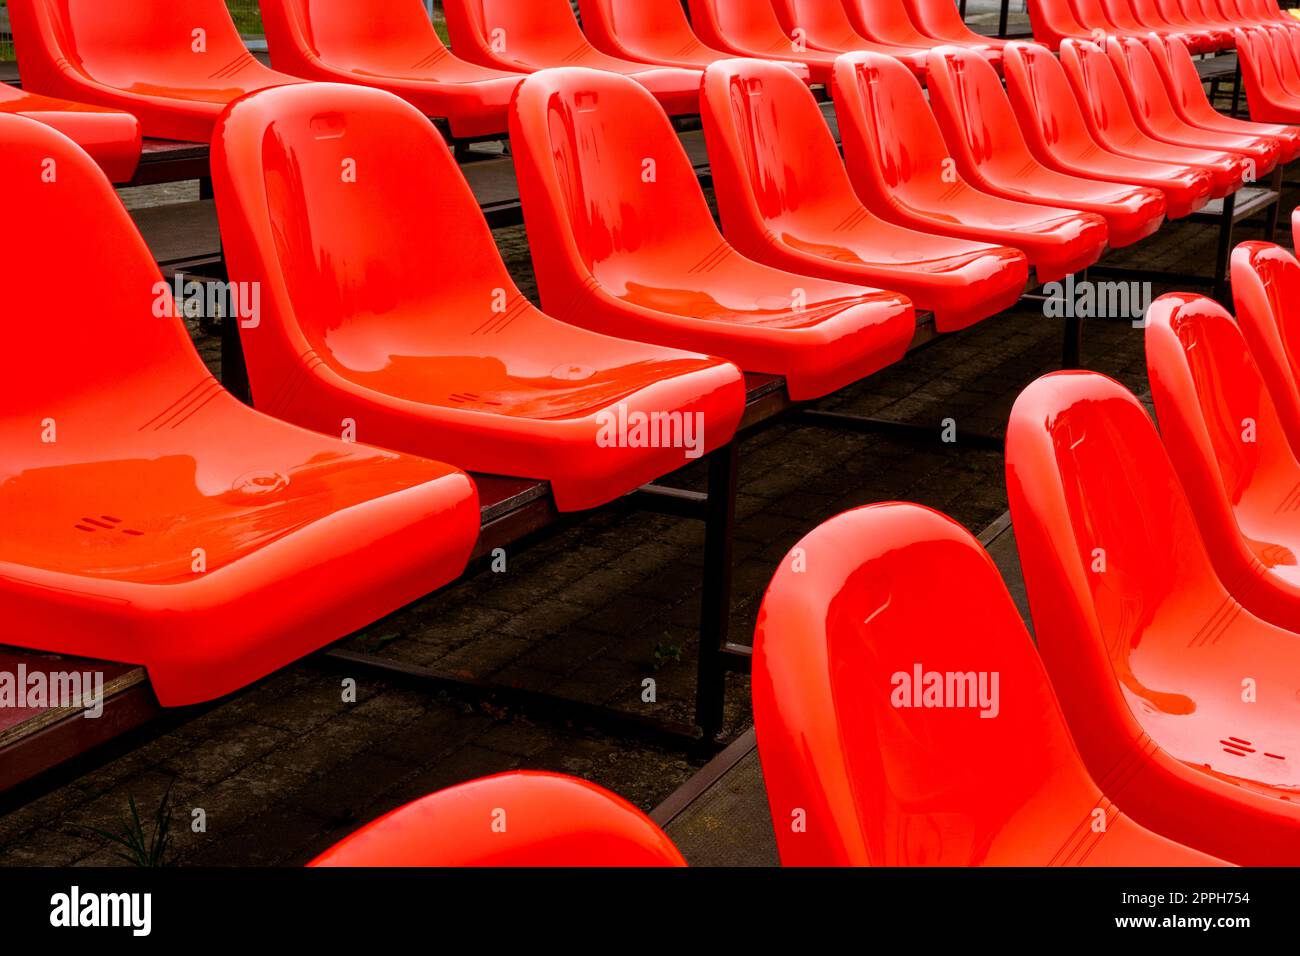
[315,241,1300,865]
[1028,0,1294,51]
[1237,22,1300,120]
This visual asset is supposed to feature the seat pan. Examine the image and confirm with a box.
[1041,141,1213,218]
[0,83,140,182]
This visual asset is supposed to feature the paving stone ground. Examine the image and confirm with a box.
[1,149,1293,866]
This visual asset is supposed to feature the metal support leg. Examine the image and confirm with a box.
[1062,312,1084,370]
[696,442,738,742]
[1266,165,1283,243]
[221,316,251,404]
[1231,60,1243,118]
[198,176,214,201]
[998,0,1009,38]
[1213,191,1238,304]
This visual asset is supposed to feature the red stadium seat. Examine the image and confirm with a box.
[1059,39,1253,197]
[904,0,1012,50]
[258,0,523,139]
[1002,41,1214,218]
[685,0,917,82]
[925,46,1168,247]
[7,0,305,142]
[212,83,745,512]
[441,0,701,115]
[699,58,1028,331]
[846,0,1004,61]
[0,113,480,706]
[1007,371,1300,865]
[577,0,811,80]
[768,0,960,70]
[0,84,140,183]
[1257,26,1300,98]
[832,52,1109,283]
[752,502,1225,866]
[1234,27,1300,122]
[1231,241,1300,460]
[509,67,915,401]
[1026,0,1107,50]
[1103,36,1281,175]
[1096,0,1216,49]
[1144,0,1233,48]
[1146,291,1300,634]
[1143,35,1300,164]
[311,772,686,866]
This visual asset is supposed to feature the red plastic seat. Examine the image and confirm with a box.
[904,0,1012,51]
[1007,370,1300,865]
[753,502,1225,866]
[1235,27,1300,121]
[686,0,922,82]
[1104,37,1281,175]
[925,46,1168,247]
[1003,41,1214,218]
[509,68,915,401]
[1146,0,1234,48]
[212,83,745,512]
[846,0,1004,62]
[1026,0,1110,50]
[1144,36,1300,164]
[769,0,969,70]
[832,52,1109,283]
[699,58,1027,331]
[7,0,305,142]
[577,0,810,81]
[0,113,480,706]
[258,0,523,139]
[1060,39,1254,197]
[0,84,140,183]
[1146,291,1300,634]
[441,0,701,115]
[1097,0,1217,50]
[310,772,686,866]
[1256,26,1300,99]
[1230,241,1300,460]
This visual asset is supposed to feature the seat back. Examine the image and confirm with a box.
[444,0,589,63]
[210,82,519,404]
[1144,35,1215,118]
[754,502,1101,866]
[906,0,985,39]
[924,46,1040,182]
[311,772,687,866]
[508,67,726,287]
[1099,0,1148,28]
[1059,38,1150,142]
[1002,40,1106,156]
[1231,241,1300,454]
[1144,292,1300,575]
[700,58,863,244]
[261,0,448,75]
[1104,35,1183,129]
[578,0,714,59]
[1025,0,1092,47]
[832,52,965,211]
[843,0,929,44]
[687,0,793,53]
[11,0,256,88]
[769,0,863,48]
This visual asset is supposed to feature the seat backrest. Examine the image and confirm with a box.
[508,67,727,279]
[1025,0,1092,47]
[700,58,863,239]
[310,772,687,866]
[1059,38,1149,140]
[261,0,448,73]
[1002,40,1105,154]
[1231,241,1300,454]
[1005,372,1232,741]
[578,0,709,57]
[906,0,982,37]
[687,0,792,52]
[210,82,519,400]
[753,502,1100,866]
[444,0,589,60]
[769,0,862,48]
[1234,28,1287,105]
[831,52,963,209]
[924,46,1041,181]
[843,0,928,43]
[1104,35,1180,126]
[0,112,210,428]
[1099,0,1147,28]
[11,0,255,87]
[1067,0,1120,29]
[1144,34,1210,116]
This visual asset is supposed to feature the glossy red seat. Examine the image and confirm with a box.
[258,0,522,139]
[1007,370,1300,865]
[0,113,480,706]
[1097,0,1217,49]
[1257,26,1300,99]
[1234,27,1300,121]
[700,58,1027,331]
[1104,36,1281,175]
[510,68,915,401]
[311,772,686,866]
[1231,241,1300,459]
[769,0,964,70]
[753,502,1225,866]
[0,84,140,182]
[1146,0,1234,48]
[441,0,701,115]
[905,0,1013,51]
[686,0,921,82]
[833,52,1108,283]
[1003,41,1213,218]
[846,0,1004,61]
[1060,39,1253,197]
[213,83,745,512]
[1146,291,1300,634]
[1144,36,1300,163]
[925,46,1168,247]
[7,0,305,142]
[577,0,810,81]
[1027,0,1110,49]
